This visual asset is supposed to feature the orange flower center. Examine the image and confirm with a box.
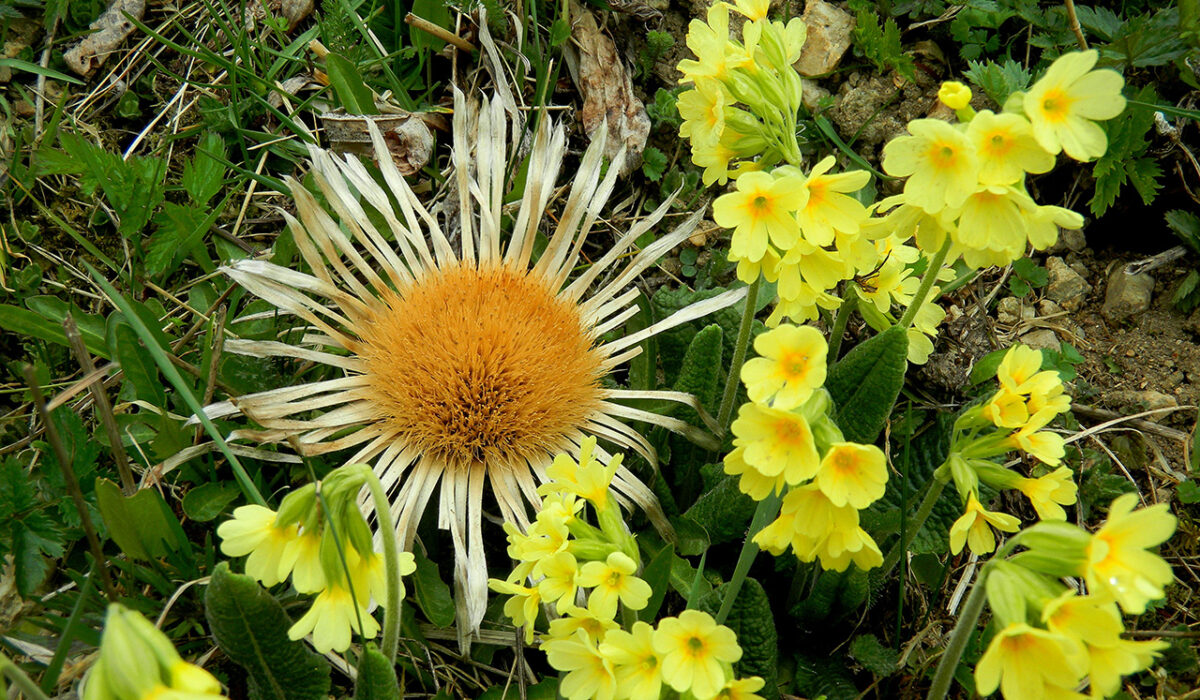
[986,131,1014,157]
[1040,89,1074,122]
[358,264,604,471]
[772,418,809,446]
[928,143,958,170]
[778,350,811,381]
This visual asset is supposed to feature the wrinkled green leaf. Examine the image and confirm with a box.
[638,543,674,622]
[355,644,399,700]
[699,578,778,699]
[826,325,908,443]
[850,634,898,677]
[183,132,228,205]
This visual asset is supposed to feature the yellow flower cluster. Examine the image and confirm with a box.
[876,50,1124,268]
[491,438,765,700]
[852,234,954,364]
[724,325,886,571]
[83,604,225,700]
[217,466,416,653]
[939,344,1076,556]
[975,493,1176,698]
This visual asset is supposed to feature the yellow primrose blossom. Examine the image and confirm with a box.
[678,3,733,83]
[730,403,821,484]
[730,243,781,287]
[967,110,1055,186]
[1023,50,1126,161]
[997,344,1045,391]
[540,436,619,510]
[714,170,807,262]
[654,610,743,700]
[1085,492,1176,614]
[508,517,570,563]
[723,444,787,500]
[693,136,740,186]
[731,0,770,21]
[544,629,618,700]
[950,494,1021,555]
[217,505,299,588]
[1007,409,1067,466]
[678,79,729,147]
[938,81,972,110]
[953,185,1036,266]
[281,529,324,594]
[881,119,981,213]
[795,156,871,246]
[287,579,380,653]
[548,608,620,644]
[765,278,843,326]
[715,676,767,700]
[1016,467,1077,520]
[815,442,888,509]
[906,297,947,365]
[488,577,542,644]
[740,324,828,410]
[599,621,663,700]
[975,623,1088,699]
[1025,202,1085,251]
[1042,592,1167,697]
[579,552,652,620]
[536,551,582,613]
[818,524,883,572]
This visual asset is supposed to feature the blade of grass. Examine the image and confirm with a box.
[84,262,267,507]
[39,569,96,692]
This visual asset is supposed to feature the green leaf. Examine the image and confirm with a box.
[637,543,674,622]
[641,146,668,182]
[698,578,779,699]
[1011,257,1048,287]
[672,324,724,417]
[412,548,455,627]
[1165,210,1200,255]
[182,132,228,205]
[477,679,559,700]
[354,644,399,700]
[1177,480,1200,505]
[182,482,240,522]
[94,478,185,560]
[1127,158,1163,204]
[682,468,755,545]
[59,133,166,239]
[852,10,915,82]
[0,57,83,85]
[549,17,571,47]
[410,0,452,52]
[826,325,908,444]
[0,303,109,358]
[12,516,64,596]
[871,412,959,554]
[1190,419,1200,474]
[205,563,332,700]
[963,58,1031,106]
[325,53,378,115]
[1104,7,1189,68]
[109,322,166,406]
[849,633,899,677]
[147,201,221,279]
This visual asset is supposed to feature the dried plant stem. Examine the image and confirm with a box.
[1064,0,1089,50]
[63,316,136,496]
[404,13,476,52]
[21,365,118,602]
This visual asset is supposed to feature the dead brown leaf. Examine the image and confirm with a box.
[564,0,650,176]
[63,0,145,78]
[320,112,434,176]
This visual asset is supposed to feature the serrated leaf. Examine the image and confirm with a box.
[849,633,899,677]
[147,201,220,279]
[1127,158,1163,204]
[826,325,908,443]
[94,478,184,560]
[1074,5,1122,41]
[641,146,668,182]
[12,521,55,596]
[682,469,755,545]
[1165,210,1200,254]
[182,482,240,522]
[205,563,332,700]
[355,644,399,700]
[1011,257,1047,287]
[1106,7,1189,68]
[325,53,378,115]
[853,10,915,81]
[549,17,571,47]
[59,132,166,238]
[412,548,455,627]
[182,132,228,205]
[698,578,779,699]
[963,58,1031,106]
[1177,480,1200,505]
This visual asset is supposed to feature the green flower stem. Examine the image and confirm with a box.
[0,651,51,700]
[925,562,990,700]
[716,278,761,437]
[881,471,949,578]
[826,293,856,366]
[715,490,782,625]
[363,471,402,664]
[926,537,1021,700]
[898,238,952,329]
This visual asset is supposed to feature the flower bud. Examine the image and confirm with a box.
[1010,521,1090,577]
[276,483,317,528]
[938,81,972,110]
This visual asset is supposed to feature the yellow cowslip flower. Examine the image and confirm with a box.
[1023,50,1126,161]
[730,243,781,287]
[779,239,853,292]
[536,551,582,613]
[1016,466,1077,520]
[730,403,821,485]
[598,621,663,700]
[967,111,1055,186]
[765,279,843,326]
[856,250,918,315]
[544,629,618,700]
[723,444,787,500]
[488,577,542,644]
[795,156,871,246]
[975,623,1088,699]
[949,494,1021,555]
[1024,372,1071,418]
[714,170,807,262]
[539,436,620,510]
[678,3,732,83]
[759,484,861,563]
[548,607,620,643]
[714,676,767,700]
[818,524,883,572]
[508,517,570,563]
[287,578,380,653]
[83,604,226,700]
[983,387,1029,429]
[653,610,742,700]
[739,324,828,410]
[217,505,299,588]
[953,186,1034,266]
[678,79,729,147]
[1007,409,1066,466]
[732,0,769,21]
[995,344,1044,392]
[281,529,324,594]
[753,507,798,555]
[579,552,652,620]
[863,195,952,253]
[693,136,739,186]
[1085,493,1176,614]
[1041,591,1167,697]
[938,81,972,110]
[906,297,947,365]
[815,442,887,509]
[1025,202,1084,251]
[881,119,981,213]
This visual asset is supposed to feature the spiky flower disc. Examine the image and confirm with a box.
[201,90,744,637]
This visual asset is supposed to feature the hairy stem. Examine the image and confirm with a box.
[926,563,989,700]
[826,293,856,365]
[716,491,782,625]
[898,239,952,329]
[716,278,761,437]
[364,472,403,664]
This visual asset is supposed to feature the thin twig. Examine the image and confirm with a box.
[21,365,118,602]
[63,316,137,496]
[196,306,227,445]
[1064,0,1089,50]
[405,13,476,53]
